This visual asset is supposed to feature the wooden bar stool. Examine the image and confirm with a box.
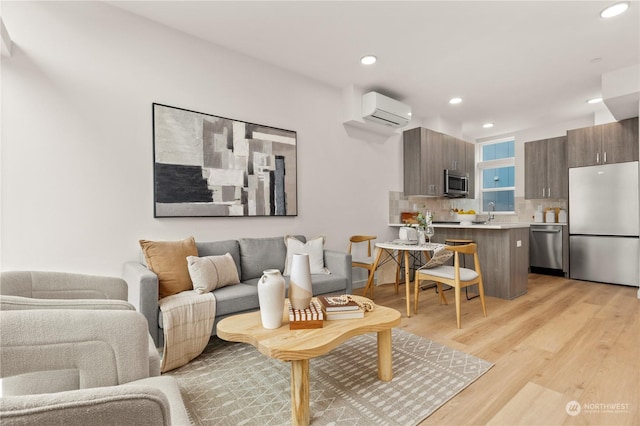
[445,238,479,300]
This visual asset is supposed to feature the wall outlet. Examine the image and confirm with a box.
[516,240,522,247]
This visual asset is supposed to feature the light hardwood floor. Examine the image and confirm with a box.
[368,274,639,425]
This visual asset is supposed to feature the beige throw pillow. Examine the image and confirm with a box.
[283,235,329,275]
[187,253,240,294]
[139,237,198,299]
[422,246,454,269]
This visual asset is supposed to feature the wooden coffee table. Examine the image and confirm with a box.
[216,300,401,426]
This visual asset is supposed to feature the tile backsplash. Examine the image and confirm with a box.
[389,191,567,224]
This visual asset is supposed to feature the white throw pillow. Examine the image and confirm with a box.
[422,246,454,269]
[187,253,240,294]
[283,236,330,275]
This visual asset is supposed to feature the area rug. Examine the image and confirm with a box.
[165,328,493,425]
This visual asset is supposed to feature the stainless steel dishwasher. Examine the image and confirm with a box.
[530,224,563,273]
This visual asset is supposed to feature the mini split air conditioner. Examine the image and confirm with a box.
[361,92,411,128]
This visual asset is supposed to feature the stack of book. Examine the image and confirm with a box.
[316,295,364,320]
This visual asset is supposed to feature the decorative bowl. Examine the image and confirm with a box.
[456,213,477,224]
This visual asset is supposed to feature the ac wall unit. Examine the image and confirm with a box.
[361,92,411,127]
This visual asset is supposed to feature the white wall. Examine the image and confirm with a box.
[0,1,401,276]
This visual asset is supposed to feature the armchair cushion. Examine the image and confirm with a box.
[0,296,135,311]
[1,310,150,388]
[0,385,172,426]
[1,369,80,397]
[0,271,127,300]
[139,237,198,298]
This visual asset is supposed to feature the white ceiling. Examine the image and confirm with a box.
[109,1,639,140]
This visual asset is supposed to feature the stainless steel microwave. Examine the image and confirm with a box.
[444,169,469,198]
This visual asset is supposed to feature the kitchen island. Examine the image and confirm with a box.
[391,222,530,299]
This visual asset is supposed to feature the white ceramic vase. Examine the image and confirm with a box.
[417,230,426,245]
[288,253,313,310]
[258,269,286,329]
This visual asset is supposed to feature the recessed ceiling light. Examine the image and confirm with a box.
[483,123,494,129]
[587,97,603,104]
[600,1,629,18]
[449,97,463,104]
[360,55,377,65]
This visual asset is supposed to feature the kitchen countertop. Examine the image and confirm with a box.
[389,222,531,229]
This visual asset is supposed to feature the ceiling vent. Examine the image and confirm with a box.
[362,92,411,128]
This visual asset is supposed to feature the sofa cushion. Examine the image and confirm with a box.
[139,237,198,299]
[210,284,260,317]
[158,283,259,328]
[187,253,240,294]
[195,240,242,281]
[283,235,329,275]
[238,236,305,281]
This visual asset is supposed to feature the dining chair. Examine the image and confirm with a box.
[413,243,487,328]
[348,235,377,296]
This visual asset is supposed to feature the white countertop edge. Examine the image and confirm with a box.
[389,222,533,229]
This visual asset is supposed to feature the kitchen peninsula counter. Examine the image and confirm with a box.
[390,222,530,299]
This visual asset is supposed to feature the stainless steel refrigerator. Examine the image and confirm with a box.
[569,161,639,287]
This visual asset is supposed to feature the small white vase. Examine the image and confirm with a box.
[258,269,286,329]
[418,230,426,245]
[288,253,313,310]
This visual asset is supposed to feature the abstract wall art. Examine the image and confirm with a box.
[152,103,297,217]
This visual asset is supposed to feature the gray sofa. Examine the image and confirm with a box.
[123,236,353,347]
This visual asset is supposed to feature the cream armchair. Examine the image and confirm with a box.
[0,271,160,376]
[0,271,190,425]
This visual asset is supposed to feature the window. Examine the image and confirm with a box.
[478,138,515,213]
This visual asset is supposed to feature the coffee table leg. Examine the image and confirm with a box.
[377,329,393,382]
[291,359,310,426]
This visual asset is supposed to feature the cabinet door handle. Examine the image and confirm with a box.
[596,152,600,164]
[548,187,551,198]
[542,188,545,197]
[604,151,607,164]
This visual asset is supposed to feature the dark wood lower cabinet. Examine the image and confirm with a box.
[434,226,529,300]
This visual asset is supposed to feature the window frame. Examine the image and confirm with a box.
[477,137,516,214]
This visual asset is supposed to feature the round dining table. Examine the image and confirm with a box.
[361,241,446,317]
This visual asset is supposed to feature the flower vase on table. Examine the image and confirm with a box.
[417,210,435,244]
[417,229,426,245]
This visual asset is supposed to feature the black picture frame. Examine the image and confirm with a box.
[152,103,297,218]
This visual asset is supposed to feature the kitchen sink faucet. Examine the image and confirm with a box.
[488,202,496,222]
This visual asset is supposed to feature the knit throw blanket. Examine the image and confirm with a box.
[158,290,216,373]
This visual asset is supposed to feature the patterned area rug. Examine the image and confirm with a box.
[166,329,493,425]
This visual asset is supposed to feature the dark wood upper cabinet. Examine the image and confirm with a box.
[525,136,568,200]
[403,127,475,198]
[567,117,638,168]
